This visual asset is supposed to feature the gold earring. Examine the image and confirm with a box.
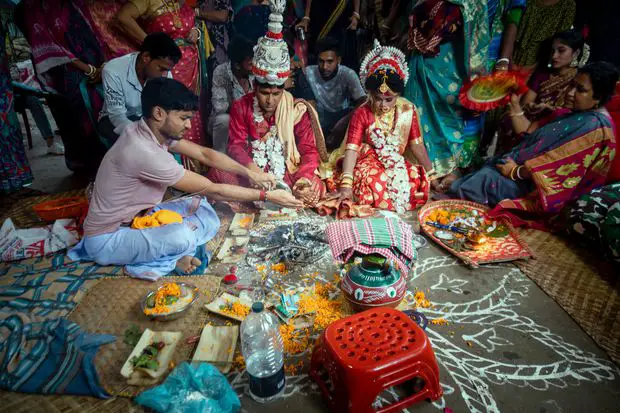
[570,54,579,68]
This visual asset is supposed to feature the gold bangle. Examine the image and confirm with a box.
[341,173,353,180]
[346,143,360,152]
[340,182,353,189]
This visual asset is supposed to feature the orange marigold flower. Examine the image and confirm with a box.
[271,263,288,275]
[143,282,182,315]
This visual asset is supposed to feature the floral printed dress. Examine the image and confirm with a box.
[338,98,430,214]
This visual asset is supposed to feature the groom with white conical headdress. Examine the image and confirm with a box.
[208,0,328,208]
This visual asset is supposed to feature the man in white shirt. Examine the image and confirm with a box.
[98,32,181,146]
[305,36,366,149]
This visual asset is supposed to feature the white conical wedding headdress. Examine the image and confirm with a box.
[251,0,291,86]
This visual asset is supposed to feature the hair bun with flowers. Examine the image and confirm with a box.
[251,0,291,86]
[359,40,409,90]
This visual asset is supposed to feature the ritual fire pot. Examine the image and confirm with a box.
[340,255,406,312]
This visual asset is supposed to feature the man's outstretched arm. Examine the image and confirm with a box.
[173,170,302,208]
[171,139,276,190]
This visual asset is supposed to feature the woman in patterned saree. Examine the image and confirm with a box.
[324,41,433,215]
[1,22,33,193]
[19,0,107,172]
[405,0,524,192]
[116,0,204,168]
[451,62,618,229]
[82,0,138,60]
[497,30,588,153]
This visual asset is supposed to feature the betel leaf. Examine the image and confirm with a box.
[123,324,143,347]
[143,345,159,357]
[131,354,150,368]
[145,359,159,370]
[165,296,179,305]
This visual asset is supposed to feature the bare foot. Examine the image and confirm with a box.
[176,255,199,274]
[437,173,459,193]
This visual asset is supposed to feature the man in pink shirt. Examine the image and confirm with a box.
[68,78,301,280]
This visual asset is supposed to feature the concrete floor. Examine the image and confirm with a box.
[229,239,620,413]
[15,114,620,412]
[19,108,88,194]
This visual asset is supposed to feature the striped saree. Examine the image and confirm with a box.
[488,110,616,228]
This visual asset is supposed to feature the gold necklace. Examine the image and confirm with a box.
[162,0,182,28]
[375,107,396,133]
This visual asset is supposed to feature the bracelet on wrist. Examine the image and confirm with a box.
[516,166,524,180]
[497,58,510,64]
[259,190,267,202]
[87,64,97,78]
[509,166,518,181]
[509,111,524,117]
[340,183,353,189]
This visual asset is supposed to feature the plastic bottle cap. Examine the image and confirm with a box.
[251,302,264,313]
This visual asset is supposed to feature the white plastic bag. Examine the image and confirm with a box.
[0,218,79,262]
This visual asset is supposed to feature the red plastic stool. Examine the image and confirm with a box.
[310,308,442,413]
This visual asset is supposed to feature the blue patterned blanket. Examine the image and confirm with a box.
[0,253,118,397]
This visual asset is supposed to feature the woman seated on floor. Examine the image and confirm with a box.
[321,41,433,215]
[497,30,589,153]
[450,61,618,228]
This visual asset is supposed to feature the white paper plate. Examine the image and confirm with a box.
[120,328,182,379]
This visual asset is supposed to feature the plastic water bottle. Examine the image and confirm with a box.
[241,302,286,403]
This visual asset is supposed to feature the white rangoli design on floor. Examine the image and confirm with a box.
[228,253,619,413]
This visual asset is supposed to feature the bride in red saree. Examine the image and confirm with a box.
[321,41,434,216]
[116,0,203,168]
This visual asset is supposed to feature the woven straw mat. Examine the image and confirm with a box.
[515,228,619,365]
[0,391,143,413]
[68,275,222,398]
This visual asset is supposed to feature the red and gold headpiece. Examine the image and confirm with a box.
[359,40,409,95]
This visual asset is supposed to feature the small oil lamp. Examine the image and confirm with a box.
[465,231,487,249]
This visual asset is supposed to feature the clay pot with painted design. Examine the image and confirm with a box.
[340,254,406,312]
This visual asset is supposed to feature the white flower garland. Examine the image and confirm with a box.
[252,96,265,124]
[368,126,411,214]
[251,97,286,181]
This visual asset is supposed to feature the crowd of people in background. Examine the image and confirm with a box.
[1,0,620,262]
